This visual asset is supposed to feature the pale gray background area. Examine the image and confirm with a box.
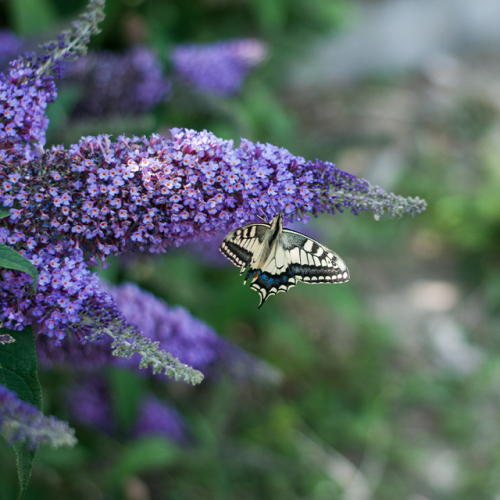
[289,0,500,86]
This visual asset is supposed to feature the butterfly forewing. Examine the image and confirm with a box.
[281,230,350,284]
[220,223,269,273]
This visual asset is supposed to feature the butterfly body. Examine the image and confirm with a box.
[220,214,350,307]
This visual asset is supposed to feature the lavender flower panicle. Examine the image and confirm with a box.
[133,396,187,444]
[37,0,105,78]
[0,0,105,156]
[0,383,76,448]
[171,39,267,96]
[0,127,425,354]
[37,281,275,382]
[63,47,171,118]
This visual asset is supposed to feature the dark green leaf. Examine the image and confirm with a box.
[0,208,10,219]
[0,327,42,500]
[0,244,38,292]
[13,442,36,500]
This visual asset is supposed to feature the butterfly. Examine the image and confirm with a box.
[220,213,350,307]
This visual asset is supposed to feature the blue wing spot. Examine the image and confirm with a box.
[261,274,268,280]
[281,275,287,282]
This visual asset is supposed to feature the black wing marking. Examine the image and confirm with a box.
[281,229,350,284]
[220,223,270,274]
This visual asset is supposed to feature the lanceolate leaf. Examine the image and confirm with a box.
[0,244,38,292]
[0,208,9,219]
[0,327,41,500]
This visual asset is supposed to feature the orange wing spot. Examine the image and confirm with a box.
[254,272,259,280]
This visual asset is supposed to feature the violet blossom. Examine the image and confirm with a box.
[171,38,267,96]
[63,47,171,117]
[0,383,76,448]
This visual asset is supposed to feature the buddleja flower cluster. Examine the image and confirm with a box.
[37,281,275,382]
[0,383,76,448]
[0,127,424,345]
[63,47,171,117]
[171,38,267,96]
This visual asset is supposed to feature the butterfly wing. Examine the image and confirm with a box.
[220,223,270,274]
[281,229,350,284]
[249,229,350,308]
[249,243,298,307]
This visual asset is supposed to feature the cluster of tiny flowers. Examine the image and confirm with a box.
[171,39,267,96]
[132,396,187,444]
[38,281,270,380]
[0,53,58,155]
[63,47,171,118]
[36,0,105,79]
[0,126,424,340]
[0,238,131,341]
[0,383,76,448]
[0,0,105,157]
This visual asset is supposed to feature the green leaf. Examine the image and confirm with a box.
[0,326,42,500]
[12,442,36,500]
[0,244,38,292]
[0,208,10,219]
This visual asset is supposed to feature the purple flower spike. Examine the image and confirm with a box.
[172,39,267,96]
[64,47,171,117]
[0,383,76,448]
[37,280,276,382]
[1,128,424,344]
[0,54,58,153]
[133,396,187,445]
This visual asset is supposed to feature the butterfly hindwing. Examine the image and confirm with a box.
[247,247,298,307]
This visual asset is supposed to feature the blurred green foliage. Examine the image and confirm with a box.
[2,0,500,499]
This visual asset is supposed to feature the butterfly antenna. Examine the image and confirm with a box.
[257,209,269,224]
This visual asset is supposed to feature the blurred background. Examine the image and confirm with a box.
[2,0,500,498]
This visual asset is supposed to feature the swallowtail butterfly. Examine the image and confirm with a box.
[220,214,350,307]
